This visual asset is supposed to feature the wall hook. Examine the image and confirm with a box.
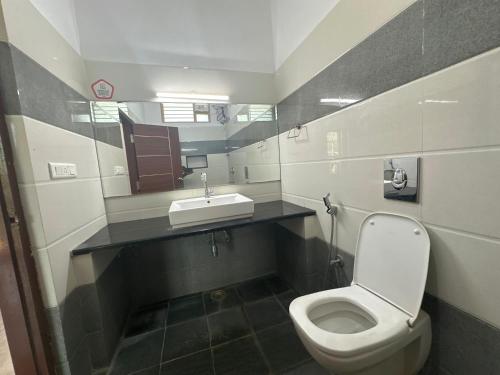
[287,125,302,139]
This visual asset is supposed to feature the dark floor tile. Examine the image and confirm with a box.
[281,360,328,375]
[265,276,290,294]
[167,293,204,325]
[203,287,242,315]
[109,329,164,375]
[208,307,251,346]
[160,350,213,375]
[125,306,167,337]
[276,290,299,311]
[212,336,269,375]
[257,322,310,373]
[131,366,160,375]
[245,297,290,331]
[237,279,273,302]
[162,317,209,362]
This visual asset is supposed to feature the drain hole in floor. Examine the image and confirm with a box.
[210,290,227,302]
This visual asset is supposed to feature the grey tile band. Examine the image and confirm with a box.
[0,41,94,139]
[277,0,500,133]
[0,42,21,114]
[423,0,500,77]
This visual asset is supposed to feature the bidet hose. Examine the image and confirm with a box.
[323,213,342,289]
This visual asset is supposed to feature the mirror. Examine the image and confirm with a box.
[92,101,280,197]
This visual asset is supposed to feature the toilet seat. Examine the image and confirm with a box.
[290,285,410,358]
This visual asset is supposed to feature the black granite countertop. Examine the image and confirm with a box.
[72,200,315,256]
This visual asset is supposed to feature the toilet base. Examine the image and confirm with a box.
[297,310,431,375]
[325,343,423,375]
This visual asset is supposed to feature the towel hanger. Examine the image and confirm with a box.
[287,125,303,139]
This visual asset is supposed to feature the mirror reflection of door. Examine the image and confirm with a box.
[120,110,183,194]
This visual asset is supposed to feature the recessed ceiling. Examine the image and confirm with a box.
[74,0,275,73]
[29,0,340,74]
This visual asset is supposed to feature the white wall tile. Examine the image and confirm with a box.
[246,164,281,183]
[335,206,367,256]
[281,193,333,241]
[95,140,128,179]
[18,184,47,248]
[281,193,369,256]
[0,3,7,42]
[251,192,282,204]
[279,80,422,163]
[282,159,421,218]
[71,254,94,286]
[23,117,100,182]
[9,116,100,184]
[33,248,58,308]
[182,154,230,189]
[106,206,171,223]
[279,107,358,164]
[215,181,281,198]
[46,215,107,304]
[6,116,35,184]
[422,48,500,151]
[421,150,500,238]
[72,247,119,287]
[426,225,500,329]
[35,178,106,244]
[101,176,132,197]
[228,136,281,184]
[353,82,422,157]
[281,161,332,200]
[104,189,198,215]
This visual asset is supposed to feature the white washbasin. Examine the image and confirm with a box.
[168,193,254,227]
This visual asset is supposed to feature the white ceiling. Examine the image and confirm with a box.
[30,0,339,73]
[74,0,275,73]
[271,0,340,69]
[29,0,81,53]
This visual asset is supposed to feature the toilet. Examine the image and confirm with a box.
[290,212,432,375]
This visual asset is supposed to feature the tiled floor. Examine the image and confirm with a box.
[108,275,328,375]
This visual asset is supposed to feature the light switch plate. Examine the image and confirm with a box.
[384,157,419,202]
[49,162,77,179]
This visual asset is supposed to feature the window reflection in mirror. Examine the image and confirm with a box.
[91,101,280,197]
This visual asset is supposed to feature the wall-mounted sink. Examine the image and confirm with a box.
[168,193,254,227]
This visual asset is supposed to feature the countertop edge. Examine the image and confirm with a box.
[72,200,315,256]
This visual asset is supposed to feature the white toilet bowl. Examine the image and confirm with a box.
[290,213,431,375]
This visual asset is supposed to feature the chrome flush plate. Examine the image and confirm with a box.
[384,157,419,202]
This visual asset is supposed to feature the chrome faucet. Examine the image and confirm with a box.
[201,172,213,198]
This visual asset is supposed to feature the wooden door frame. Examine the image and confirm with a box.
[0,98,54,374]
[119,109,140,194]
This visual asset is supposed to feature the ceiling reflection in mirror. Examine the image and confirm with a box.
[91,101,280,197]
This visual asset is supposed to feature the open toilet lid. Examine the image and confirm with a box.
[352,212,430,325]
